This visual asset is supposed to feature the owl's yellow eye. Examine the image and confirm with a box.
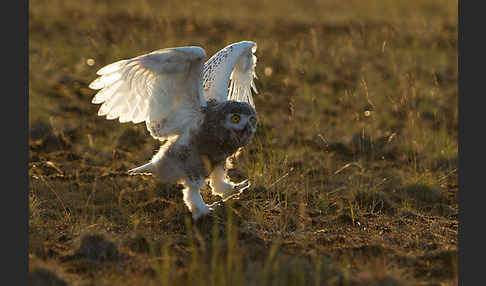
[231,115,240,123]
[249,117,256,124]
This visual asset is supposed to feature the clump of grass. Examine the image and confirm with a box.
[349,258,413,286]
[29,267,68,286]
[70,233,121,261]
[29,192,42,226]
[398,183,447,205]
[354,190,397,215]
[394,183,451,216]
[124,233,150,254]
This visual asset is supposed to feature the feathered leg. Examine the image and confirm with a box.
[209,164,250,202]
[182,179,212,220]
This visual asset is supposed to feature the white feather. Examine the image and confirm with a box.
[96,59,130,75]
[128,162,153,174]
[89,46,207,141]
[202,41,259,108]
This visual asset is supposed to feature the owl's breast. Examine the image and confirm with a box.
[195,126,239,168]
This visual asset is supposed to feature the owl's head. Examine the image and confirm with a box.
[224,112,258,146]
[215,101,258,146]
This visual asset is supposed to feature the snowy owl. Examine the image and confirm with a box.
[89,41,259,220]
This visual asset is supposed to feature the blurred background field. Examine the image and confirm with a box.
[29,0,458,285]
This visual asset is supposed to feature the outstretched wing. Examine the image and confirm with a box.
[202,41,258,108]
[89,46,207,141]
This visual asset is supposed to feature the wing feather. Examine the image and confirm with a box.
[89,46,207,140]
[228,50,258,107]
[202,41,258,108]
[96,59,130,75]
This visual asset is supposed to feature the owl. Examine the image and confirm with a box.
[89,41,259,220]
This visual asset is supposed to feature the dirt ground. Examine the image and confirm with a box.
[29,1,458,285]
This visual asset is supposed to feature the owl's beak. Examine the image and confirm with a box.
[233,125,250,140]
[233,125,252,143]
[234,129,246,138]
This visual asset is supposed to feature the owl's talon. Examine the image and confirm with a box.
[208,201,223,211]
[222,180,251,202]
[233,179,249,190]
[235,180,251,193]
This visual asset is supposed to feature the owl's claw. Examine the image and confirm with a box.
[234,180,250,192]
[208,201,223,211]
[222,180,251,202]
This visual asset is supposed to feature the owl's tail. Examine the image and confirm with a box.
[128,162,153,174]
